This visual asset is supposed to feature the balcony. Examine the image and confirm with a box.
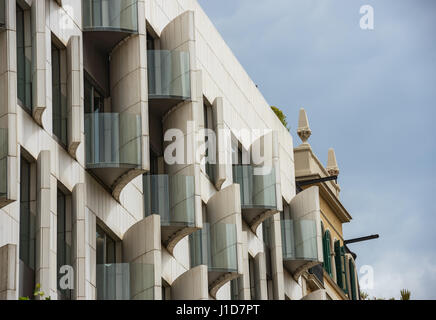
[82,0,138,51]
[281,217,320,278]
[143,174,196,254]
[190,223,239,297]
[232,165,278,232]
[0,129,7,204]
[96,263,154,300]
[281,187,323,280]
[0,0,5,29]
[85,112,142,196]
[147,50,191,115]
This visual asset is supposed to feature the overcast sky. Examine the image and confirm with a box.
[199,0,436,300]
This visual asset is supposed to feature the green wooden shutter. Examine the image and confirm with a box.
[349,260,357,300]
[322,232,327,272]
[325,231,332,277]
[340,246,348,295]
[334,241,343,289]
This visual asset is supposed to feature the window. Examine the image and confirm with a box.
[230,278,240,300]
[16,3,32,110]
[162,279,171,300]
[322,229,333,277]
[334,240,348,294]
[57,188,72,300]
[203,102,214,181]
[231,138,244,165]
[19,156,36,298]
[0,0,6,29]
[249,256,257,300]
[84,76,105,114]
[262,218,274,300]
[96,225,117,300]
[146,31,156,94]
[96,225,116,265]
[52,40,68,146]
[146,31,155,51]
[150,150,159,175]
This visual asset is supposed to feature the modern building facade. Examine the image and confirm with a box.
[0,0,359,300]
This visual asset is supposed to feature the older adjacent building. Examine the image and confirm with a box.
[293,109,360,300]
[0,0,359,300]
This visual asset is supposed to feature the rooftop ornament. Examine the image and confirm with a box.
[297,108,312,144]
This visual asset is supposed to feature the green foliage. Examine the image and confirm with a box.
[271,106,290,131]
[400,289,411,300]
[360,289,412,301]
[18,283,51,300]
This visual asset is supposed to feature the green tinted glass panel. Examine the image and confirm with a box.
[147,50,191,99]
[82,0,138,32]
[233,165,277,209]
[143,175,195,226]
[85,112,142,169]
[281,218,318,261]
[190,223,238,273]
[96,263,154,300]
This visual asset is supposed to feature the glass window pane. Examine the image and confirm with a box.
[16,4,32,110]
[16,5,26,108]
[19,157,35,299]
[52,44,67,146]
[96,225,105,265]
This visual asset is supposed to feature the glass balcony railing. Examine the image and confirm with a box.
[147,50,191,101]
[143,174,195,227]
[190,223,238,273]
[232,165,277,210]
[0,0,6,29]
[96,263,154,300]
[281,216,320,274]
[85,112,142,169]
[82,0,138,33]
[0,129,7,199]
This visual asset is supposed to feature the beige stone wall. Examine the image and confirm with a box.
[0,0,303,300]
[320,195,344,243]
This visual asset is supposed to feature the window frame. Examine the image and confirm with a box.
[16,2,32,113]
[51,36,68,148]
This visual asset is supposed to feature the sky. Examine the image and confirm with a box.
[199,0,436,299]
